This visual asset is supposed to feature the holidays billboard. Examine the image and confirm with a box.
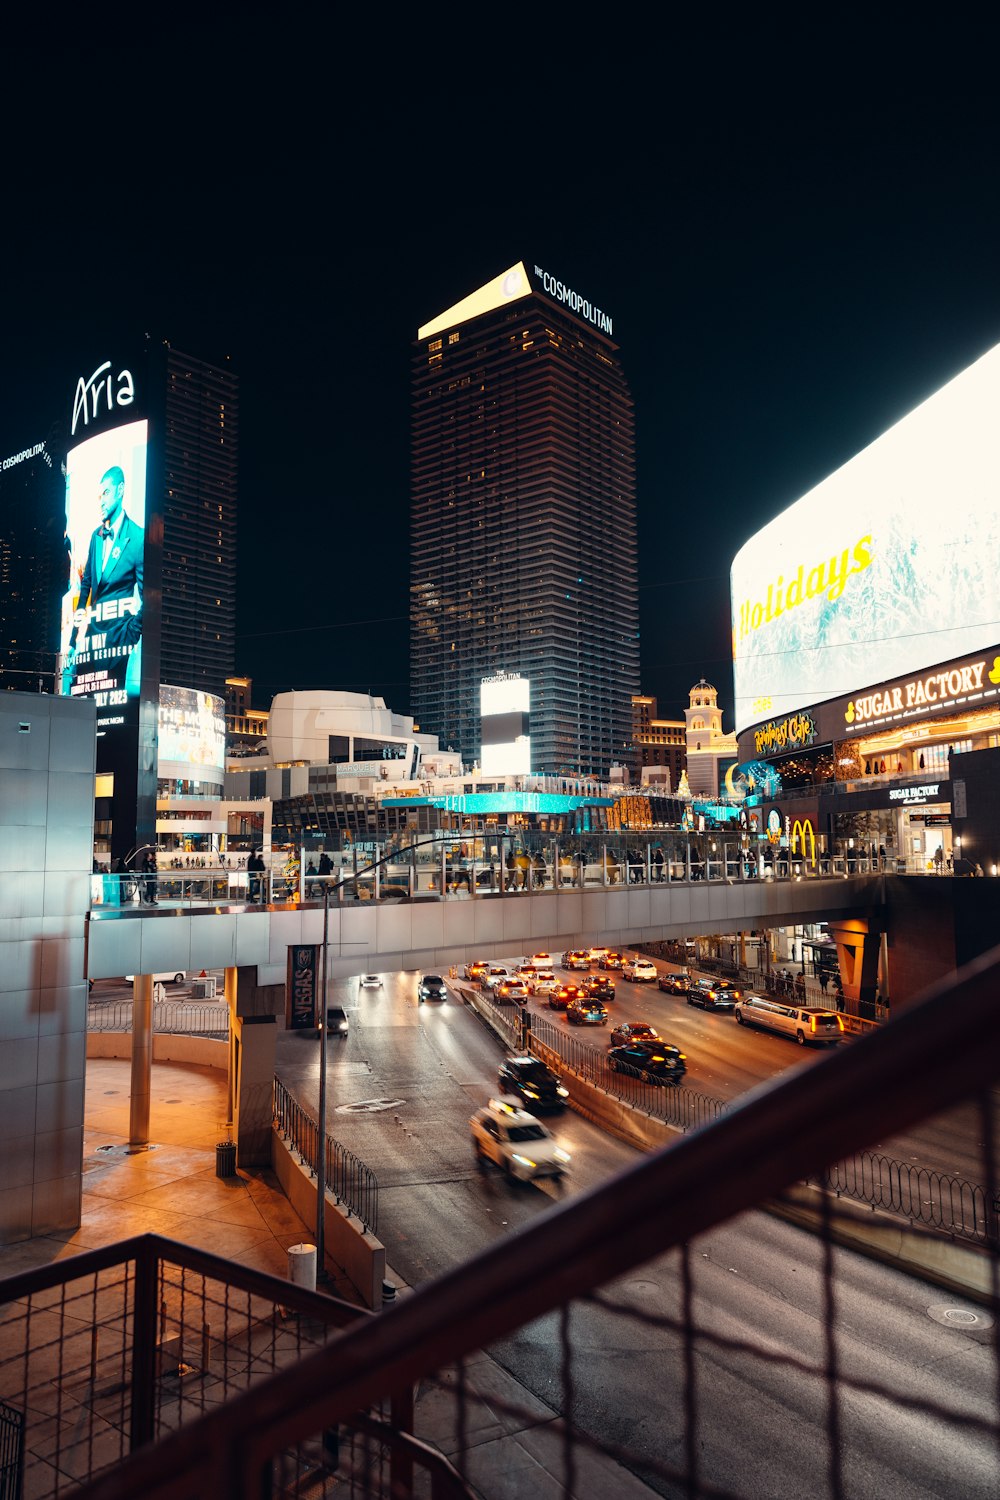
[731,341,1000,734]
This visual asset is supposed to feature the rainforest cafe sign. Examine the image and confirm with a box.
[754,711,817,757]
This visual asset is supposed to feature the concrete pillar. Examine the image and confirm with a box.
[230,967,283,1166]
[128,974,154,1152]
[828,917,883,1007]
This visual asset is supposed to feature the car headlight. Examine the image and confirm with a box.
[523,1088,538,1098]
[554,1148,571,1163]
[512,1154,536,1168]
[557,1086,569,1097]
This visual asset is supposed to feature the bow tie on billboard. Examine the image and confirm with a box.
[99,526,113,539]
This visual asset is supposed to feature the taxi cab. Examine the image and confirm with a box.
[470,1097,571,1181]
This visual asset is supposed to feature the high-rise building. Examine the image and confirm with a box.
[631,694,686,791]
[0,430,65,693]
[411,261,638,776]
[159,345,239,698]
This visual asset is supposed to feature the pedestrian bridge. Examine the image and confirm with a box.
[86,865,884,986]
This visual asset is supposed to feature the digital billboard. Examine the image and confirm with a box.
[158,686,225,773]
[731,340,1000,734]
[56,343,162,865]
[59,419,148,727]
[480,672,531,775]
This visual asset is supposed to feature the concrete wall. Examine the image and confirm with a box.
[0,694,96,1244]
[881,875,1000,1008]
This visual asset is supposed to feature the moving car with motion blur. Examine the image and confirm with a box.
[418,975,448,1002]
[481,965,515,992]
[623,957,658,983]
[549,982,581,1010]
[464,960,490,983]
[567,997,608,1026]
[497,1056,568,1113]
[609,1020,661,1048]
[687,978,741,1011]
[470,1097,571,1181]
[325,1004,349,1037]
[359,974,383,989]
[608,1040,687,1085]
[530,952,555,969]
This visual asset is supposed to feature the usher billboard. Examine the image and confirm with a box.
[57,345,163,864]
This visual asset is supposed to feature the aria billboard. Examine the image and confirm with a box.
[731,340,1000,735]
[57,347,162,862]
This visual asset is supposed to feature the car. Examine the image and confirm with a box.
[623,958,658,983]
[687,978,741,1011]
[482,965,515,992]
[530,952,554,969]
[359,974,383,989]
[126,971,186,984]
[608,1041,687,1085]
[418,974,448,1003]
[734,995,844,1045]
[609,1021,662,1048]
[497,1056,569,1113]
[588,946,610,964]
[528,971,559,996]
[583,973,615,1001]
[599,951,625,970]
[658,971,691,995]
[550,983,581,1010]
[465,960,491,982]
[497,978,529,1004]
[470,1097,571,1180]
[515,965,538,985]
[325,1004,349,1037]
[562,951,591,971]
[567,998,609,1026]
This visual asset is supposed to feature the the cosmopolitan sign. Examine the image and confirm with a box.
[732,339,1000,734]
[533,264,613,335]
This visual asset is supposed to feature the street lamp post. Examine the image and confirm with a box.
[315,885,330,1279]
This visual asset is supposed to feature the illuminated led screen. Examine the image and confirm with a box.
[58,419,149,735]
[158,686,225,771]
[731,341,1000,734]
[480,674,531,775]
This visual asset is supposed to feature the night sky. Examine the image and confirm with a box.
[5,39,1000,738]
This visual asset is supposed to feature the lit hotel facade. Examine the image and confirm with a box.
[410,261,639,777]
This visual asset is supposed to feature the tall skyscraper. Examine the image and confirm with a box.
[411,261,639,776]
[0,432,63,693]
[159,345,239,698]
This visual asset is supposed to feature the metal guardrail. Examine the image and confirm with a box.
[272,1078,379,1236]
[86,1002,229,1037]
[527,1011,998,1248]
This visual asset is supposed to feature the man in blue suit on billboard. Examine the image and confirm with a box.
[65,465,144,692]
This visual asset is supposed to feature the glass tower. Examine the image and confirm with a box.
[411,261,638,776]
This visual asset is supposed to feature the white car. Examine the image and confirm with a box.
[125,971,186,984]
[470,1097,571,1181]
[359,974,383,989]
[530,952,555,969]
[482,965,515,992]
[528,971,559,996]
[623,958,658,983]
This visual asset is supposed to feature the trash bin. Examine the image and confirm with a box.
[215,1140,237,1178]
[287,1243,317,1290]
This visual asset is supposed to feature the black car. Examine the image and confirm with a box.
[657,971,691,995]
[325,1005,349,1037]
[418,974,448,1002]
[497,1056,569,1113]
[687,978,741,1011]
[608,1041,686,1086]
[583,973,616,1001]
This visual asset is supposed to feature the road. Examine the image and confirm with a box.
[275,964,999,1499]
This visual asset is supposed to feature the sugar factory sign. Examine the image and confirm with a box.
[753,711,817,757]
[888,782,942,806]
[844,653,1000,731]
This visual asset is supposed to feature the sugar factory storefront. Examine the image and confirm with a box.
[738,644,1000,873]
